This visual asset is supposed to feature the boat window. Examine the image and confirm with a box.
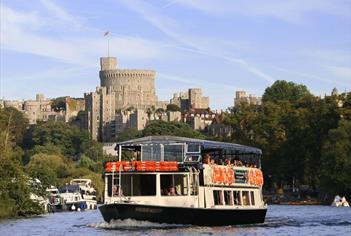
[224,191,233,206]
[184,154,200,162]
[111,174,156,196]
[164,144,184,162]
[242,191,250,206]
[160,174,188,196]
[233,191,241,205]
[250,191,255,206]
[187,143,200,153]
[142,145,162,161]
[213,190,223,205]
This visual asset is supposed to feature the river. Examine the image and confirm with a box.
[0,205,350,236]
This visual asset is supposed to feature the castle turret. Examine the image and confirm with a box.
[100,57,117,71]
[99,56,158,110]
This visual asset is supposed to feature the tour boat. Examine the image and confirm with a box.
[99,136,267,226]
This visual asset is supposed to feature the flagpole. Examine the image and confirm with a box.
[108,37,110,57]
[104,31,110,57]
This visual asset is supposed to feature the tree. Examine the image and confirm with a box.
[51,97,66,112]
[262,80,312,104]
[116,128,142,142]
[166,104,181,112]
[320,120,351,198]
[0,107,29,145]
[26,153,70,188]
[142,120,205,139]
[27,121,91,157]
[0,131,42,218]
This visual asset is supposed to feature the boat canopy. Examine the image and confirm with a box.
[115,136,262,167]
[116,136,261,155]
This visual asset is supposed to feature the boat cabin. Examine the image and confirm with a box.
[103,136,265,210]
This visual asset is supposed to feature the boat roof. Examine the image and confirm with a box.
[117,136,262,155]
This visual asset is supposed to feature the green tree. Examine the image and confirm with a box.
[51,97,66,112]
[142,120,205,139]
[26,153,70,188]
[0,107,29,145]
[262,80,312,104]
[116,128,142,142]
[0,131,43,218]
[27,121,90,157]
[166,104,181,112]
[320,120,351,197]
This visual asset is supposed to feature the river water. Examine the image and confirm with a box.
[0,205,350,236]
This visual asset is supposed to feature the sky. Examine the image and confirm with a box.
[1,0,350,110]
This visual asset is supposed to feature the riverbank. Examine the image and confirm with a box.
[264,192,326,206]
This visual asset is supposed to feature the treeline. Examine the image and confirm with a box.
[0,108,111,218]
[222,81,351,200]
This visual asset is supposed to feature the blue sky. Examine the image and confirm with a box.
[1,0,350,109]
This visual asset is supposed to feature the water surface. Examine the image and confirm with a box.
[0,205,350,235]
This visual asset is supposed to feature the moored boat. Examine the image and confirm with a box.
[57,179,97,211]
[99,136,267,226]
[331,195,350,207]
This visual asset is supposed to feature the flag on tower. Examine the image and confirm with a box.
[104,31,110,37]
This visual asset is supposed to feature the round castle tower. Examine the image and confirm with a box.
[99,57,158,110]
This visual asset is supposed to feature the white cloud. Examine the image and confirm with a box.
[120,0,275,84]
[40,0,82,28]
[0,4,170,67]
[171,0,350,23]
[272,66,349,87]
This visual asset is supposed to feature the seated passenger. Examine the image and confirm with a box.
[112,185,124,197]
[168,186,178,196]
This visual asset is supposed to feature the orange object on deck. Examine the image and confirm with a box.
[227,167,235,184]
[105,161,179,172]
[247,168,264,186]
[212,166,222,184]
[105,161,132,172]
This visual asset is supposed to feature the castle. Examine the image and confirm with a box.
[234,91,262,106]
[1,56,211,142]
[98,57,167,110]
[84,57,183,142]
[170,89,209,111]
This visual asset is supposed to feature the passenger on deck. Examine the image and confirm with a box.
[112,185,124,197]
[168,186,178,196]
[202,154,211,164]
[224,159,232,166]
[233,159,243,166]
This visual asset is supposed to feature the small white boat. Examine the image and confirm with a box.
[70,179,97,210]
[331,195,350,207]
[57,179,97,211]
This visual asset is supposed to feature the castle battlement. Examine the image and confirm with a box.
[100,70,156,79]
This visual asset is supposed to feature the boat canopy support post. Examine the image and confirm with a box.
[118,145,122,201]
